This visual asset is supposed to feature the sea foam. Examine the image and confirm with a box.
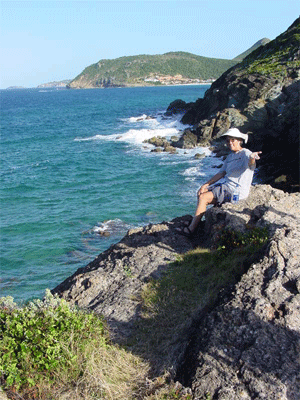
[75,111,188,149]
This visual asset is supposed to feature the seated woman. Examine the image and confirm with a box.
[177,127,261,237]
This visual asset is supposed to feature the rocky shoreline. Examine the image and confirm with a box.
[150,18,300,193]
[50,19,300,399]
[52,185,300,399]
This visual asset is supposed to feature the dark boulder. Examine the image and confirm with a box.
[165,99,189,116]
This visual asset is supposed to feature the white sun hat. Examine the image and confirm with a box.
[221,128,248,144]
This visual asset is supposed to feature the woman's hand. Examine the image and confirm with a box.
[250,151,262,160]
[249,151,262,166]
[197,172,225,196]
[198,183,209,196]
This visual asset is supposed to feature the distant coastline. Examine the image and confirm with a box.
[4,81,213,90]
[3,39,271,91]
[4,79,72,90]
[5,86,27,90]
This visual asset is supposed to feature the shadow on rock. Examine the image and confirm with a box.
[176,306,300,400]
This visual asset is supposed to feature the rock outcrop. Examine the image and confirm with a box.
[179,185,300,400]
[52,215,195,340]
[53,185,300,398]
[172,18,300,191]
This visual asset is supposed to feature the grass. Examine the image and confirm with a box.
[0,228,269,400]
[237,18,300,78]
[128,227,269,375]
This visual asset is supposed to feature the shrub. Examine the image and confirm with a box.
[0,290,150,400]
[0,290,107,393]
[216,226,269,255]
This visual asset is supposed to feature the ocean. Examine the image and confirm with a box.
[0,85,219,303]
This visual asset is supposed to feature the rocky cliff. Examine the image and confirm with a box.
[51,18,300,400]
[52,185,300,399]
[233,38,271,61]
[178,185,300,400]
[170,18,300,192]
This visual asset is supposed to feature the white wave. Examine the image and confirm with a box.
[122,110,164,124]
[74,112,214,160]
[74,134,116,142]
[120,127,181,144]
[184,176,197,182]
[126,114,155,123]
[92,218,132,234]
[122,110,187,129]
[156,112,187,130]
[75,126,181,145]
[180,166,206,177]
[181,166,201,176]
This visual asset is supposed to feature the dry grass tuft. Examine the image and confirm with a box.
[39,343,150,400]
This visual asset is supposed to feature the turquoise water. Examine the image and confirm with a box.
[0,85,218,302]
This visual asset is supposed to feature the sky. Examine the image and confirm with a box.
[1,0,299,89]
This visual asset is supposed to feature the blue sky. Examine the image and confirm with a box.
[1,0,299,88]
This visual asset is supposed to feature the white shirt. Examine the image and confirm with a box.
[219,148,255,200]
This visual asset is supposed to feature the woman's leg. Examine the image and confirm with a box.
[188,190,215,233]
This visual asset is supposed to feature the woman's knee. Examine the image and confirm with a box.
[198,191,215,205]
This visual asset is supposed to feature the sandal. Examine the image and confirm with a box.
[175,226,194,238]
[183,217,193,226]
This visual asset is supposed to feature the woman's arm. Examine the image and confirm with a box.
[198,171,226,195]
[249,151,262,167]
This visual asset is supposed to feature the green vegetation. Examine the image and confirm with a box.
[0,290,149,400]
[216,227,269,255]
[237,17,300,77]
[130,227,270,373]
[69,52,237,88]
[0,227,269,399]
[233,38,270,61]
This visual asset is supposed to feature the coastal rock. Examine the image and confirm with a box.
[144,136,178,153]
[164,144,177,153]
[172,129,198,149]
[165,99,188,116]
[204,184,299,244]
[144,136,169,148]
[178,185,300,399]
[194,153,206,159]
[175,18,300,191]
[98,230,110,237]
[53,185,300,397]
[52,215,194,340]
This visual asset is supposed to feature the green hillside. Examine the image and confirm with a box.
[237,18,300,77]
[233,38,270,61]
[68,51,237,88]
